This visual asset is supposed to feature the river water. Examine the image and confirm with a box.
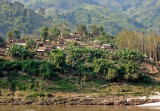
[0,105,160,111]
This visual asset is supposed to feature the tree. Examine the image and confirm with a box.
[7,31,12,41]
[106,68,118,81]
[12,29,21,39]
[49,49,66,68]
[41,26,49,43]
[93,58,109,79]
[48,27,60,45]
[38,7,45,16]
[76,24,88,37]
[7,31,17,40]
[7,44,34,60]
[90,25,99,36]
[115,29,160,61]
[57,23,70,39]
[26,38,37,52]
[97,33,114,45]
[39,61,53,78]
[0,36,5,47]
[0,1,45,35]
[99,25,104,34]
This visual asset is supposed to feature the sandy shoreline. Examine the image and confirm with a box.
[1,93,160,106]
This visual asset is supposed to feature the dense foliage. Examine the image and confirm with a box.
[2,45,151,82]
[7,44,34,60]
[0,45,153,92]
[26,38,37,52]
[8,0,144,35]
[116,29,160,61]
[94,0,160,32]
[11,0,160,35]
[63,46,148,82]
[0,1,45,35]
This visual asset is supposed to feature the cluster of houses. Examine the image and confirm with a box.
[0,33,113,57]
[0,39,26,56]
[0,38,67,56]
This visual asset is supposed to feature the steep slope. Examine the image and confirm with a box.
[11,0,98,10]
[10,0,160,34]
[0,1,45,35]
[125,0,160,31]
[11,0,144,35]
[52,6,143,35]
[91,0,160,31]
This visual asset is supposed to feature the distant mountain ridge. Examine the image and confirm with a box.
[8,0,160,35]
[0,0,46,36]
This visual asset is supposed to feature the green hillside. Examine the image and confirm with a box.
[9,0,145,35]
[8,0,160,34]
[0,1,46,36]
[93,0,160,31]
[52,6,143,35]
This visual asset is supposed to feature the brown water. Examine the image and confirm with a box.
[0,105,160,111]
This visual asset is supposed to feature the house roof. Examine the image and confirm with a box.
[33,37,41,41]
[15,43,26,46]
[69,33,75,36]
[16,39,25,43]
[37,49,45,52]
[6,43,11,48]
[0,48,6,51]
[38,46,46,50]
[102,44,111,47]
[36,41,44,44]
[91,45,101,48]
[78,41,87,46]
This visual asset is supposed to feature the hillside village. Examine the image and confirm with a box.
[2,1,160,108]
[1,1,160,109]
[0,32,113,57]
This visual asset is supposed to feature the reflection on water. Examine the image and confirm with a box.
[140,106,160,110]
[0,105,160,111]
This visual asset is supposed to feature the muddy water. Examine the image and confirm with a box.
[0,105,160,111]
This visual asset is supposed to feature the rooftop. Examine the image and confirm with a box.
[102,44,111,47]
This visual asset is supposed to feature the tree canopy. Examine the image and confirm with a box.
[0,1,45,35]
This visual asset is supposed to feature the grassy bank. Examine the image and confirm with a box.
[0,71,160,97]
[0,46,160,98]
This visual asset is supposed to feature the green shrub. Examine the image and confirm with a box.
[24,92,45,101]
[106,68,118,81]
[39,61,53,78]
[21,60,40,76]
[0,46,153,83]
[7,44,34,60]
[124,73,139,81]
[49,49,66,68]
[139,74,153,83]
[3,61,21,71]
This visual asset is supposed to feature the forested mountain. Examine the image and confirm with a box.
[94,0,160,31]
[0,1,46,36]
[7,0,160,35]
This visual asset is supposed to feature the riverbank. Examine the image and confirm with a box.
[1,73,160,106]
[1,55,160,106]
[1,92,160,106]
